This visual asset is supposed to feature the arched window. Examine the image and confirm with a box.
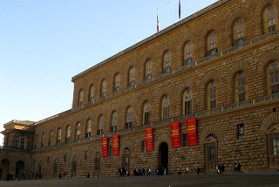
[266,61,279,95]
[86,119,92,138]
[101,79,107,97]
[57,128,61,145]
[207,31,217,56]
[41,132,45,148]
[234,71,246,102]
[184,41,192,65]
[98,115,104,135]
[78,89,84,106]
[89,84,94,102]
[145,59,152,80]
[163,51,171,73]
[126,106,133,128]
[18,136,25,149]
[207,80,217,109]
[76,123,80,140]
[129,67,135,86]
[263,5,278,34]
[183,88,192,115]
[233,19,245,45]
[161,95,170,120]
[66,125,71,143]
[49,130,53,146]
[111,111,117,132]
[143,101,150,125]
[114,73,120,92]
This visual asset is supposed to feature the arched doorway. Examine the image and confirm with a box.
[0,159,10,180]
[71,157,77,177]
[158,142,168,175]
[94,152,101,177]
[15,161,24,179]
[53,159,58,178]
[266,124,279,170]
[38,161,42,179]
[204,134,218,173]
[122,147,131,171]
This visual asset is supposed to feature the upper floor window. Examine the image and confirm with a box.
[78,89,84,106]
[184,41,192,65]
[183,88,192,115]
[66,125,71,143]
[86,119,92,138]
[207,80,217,109]
[89,85,94,102]
[163,51,171,73]
[41,132,45,148]
[233,19,245,45]
[237,124,245,140]
[111,111,117,132]
[207,31,217,56]
[145,59,152,80]
[57,128,61,145]
[129,67,135,86]
[266,61,279,95]
[49,130,53,146]
[19,137,25,149]
[126,106,133,128]
[161,95,170,120]
[263,5,278,34]
[76,123,80,140]
[234,71,246,102]
[101,79,107,97]
[143,101,150,125]
[98,115,104,135]
[114,73,120,92]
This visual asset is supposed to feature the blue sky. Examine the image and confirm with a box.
[0,0,217,145]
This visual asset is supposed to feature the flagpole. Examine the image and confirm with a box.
[167,2,170,26]
[179,0,181,19]
[157,9,159,32]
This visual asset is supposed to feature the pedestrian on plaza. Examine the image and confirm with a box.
[237,163,242,173]
[142,168,145,176]
[133,168,137,176]
[197,167,200,175]
[122,167,126,176]
[221,163,224,174]
[233,163,237,174]
[59,173,62,179]
[35,172,38,180]
[118,167,122,177]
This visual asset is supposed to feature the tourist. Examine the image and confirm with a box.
[221,163,224,174]
[197,167,200,175]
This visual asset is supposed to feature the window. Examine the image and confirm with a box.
[78,89,84,105]
[84,151,88,160]
[111,111,117,132]
[184,41,192,65]
[237,124,245,139]
[76,123,80,140]
[207,31,217,56]
[57,128,61,145]
[114,73,120,92]
[108,144,113,157]
[41,132,45,148]
[66,125,71,143]
[163,51,171,73]
[272,137,279,156]
[143,101,150,125]
[101,79,107,97]
[47,156,50,164]
[207,80,217,109]
[263,5,278,34]
[129,67,135,86]
[266,62,279,95]
[234,71,246,102]
[183,88,192,115]
[86,119,92,138]
[98,115,104,135]
[233,19,245,45]
[72,157,77,173]
[49,130,53,146]
[145,59,152,80]
[94,157,100,171]
[208,146,216,161]
[142,141,146,153]
[64,154,67,162]
[161,95,170,120]
[126,106,133,128]
[182,133,188,147]
[20,137,25,149]
[89,85,94,102]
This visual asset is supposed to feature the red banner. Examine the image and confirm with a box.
[171,121,181,148]
[145,127,154,152]
[186,118,198,146]
[112,134,119,156]
[102,136,108,158]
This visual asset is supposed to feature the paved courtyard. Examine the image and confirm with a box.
[0,173,279,187]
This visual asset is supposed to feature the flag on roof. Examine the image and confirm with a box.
[157,9,160,32]
[179,0,181,19]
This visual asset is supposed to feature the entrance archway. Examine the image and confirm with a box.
[266,124,279,170]
[204,134,218,172]
[0,159,10,180]
[15,161,24,179]
[158,142,168,174]
[122,147,131,171]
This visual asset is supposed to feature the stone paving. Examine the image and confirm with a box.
[0,173,279,187]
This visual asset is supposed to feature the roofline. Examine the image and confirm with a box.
[71,0,231,82]
[3,120,35,127]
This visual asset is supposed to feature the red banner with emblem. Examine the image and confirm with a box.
[186,118,198,146]
[145,127,154,152]
[171,121,181,148]
[112,134,119,156]
[102,136,108,158]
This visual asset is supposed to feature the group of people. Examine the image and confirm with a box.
[233,163,242,173]
[133,168,152,176]
[118,167,130,176]
[216,163,225,174]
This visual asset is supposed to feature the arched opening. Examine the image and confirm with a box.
[266,123,279,170]
[204,134,218,172]
[122,148,131,172]
[94,152,101,177]
[0,159,10,180]
[71,157,77,177]
[158,142,168,175]
[38,161,42,179]
[15,161,24,179]
[53,159,58,177]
